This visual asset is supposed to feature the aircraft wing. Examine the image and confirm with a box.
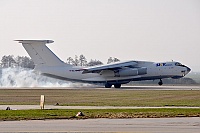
[82,61,137,74]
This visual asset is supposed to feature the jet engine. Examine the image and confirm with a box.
[115,68,138,77]
[137,67,147,75]
[115,67,147,77]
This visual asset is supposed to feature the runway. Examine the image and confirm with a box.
[0,85,200,90]
[122,85,200,90]
[0,118,199,132]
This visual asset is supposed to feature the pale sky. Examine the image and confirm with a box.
[0,0,200,71]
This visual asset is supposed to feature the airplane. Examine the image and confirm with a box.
[15,40,191,88]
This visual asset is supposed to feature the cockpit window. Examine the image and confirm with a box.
[175,62,186,67]
[175,62,182,66]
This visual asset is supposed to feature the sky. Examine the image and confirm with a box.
[0,0,200,71]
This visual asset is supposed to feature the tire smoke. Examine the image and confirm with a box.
[0,67,92,87]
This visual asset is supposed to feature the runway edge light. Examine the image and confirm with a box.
[40,95,45,110]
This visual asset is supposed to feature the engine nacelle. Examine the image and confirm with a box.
[115,67,147,77]
[116,68,138,77]
[137,67,147,75]
[99,67,147,77]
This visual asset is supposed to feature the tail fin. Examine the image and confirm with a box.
[15,40,68,67]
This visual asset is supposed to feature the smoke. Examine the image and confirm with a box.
[0,67,95,88]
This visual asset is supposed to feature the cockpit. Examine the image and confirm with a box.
[175,62,181,66]
[175,62,191,72]
[175,62,186,67]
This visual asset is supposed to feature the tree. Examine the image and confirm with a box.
[113,57,120,62]
[15,56,34,69]
[15,56,23,67]
[0,55,34,69]
[66,57,74,65]
[22,56,35,69]
[73,55,79,66]
[79,54,87,66]
[107,57,120,64]
[107,57,112,64]
[1,55,16,67]
[87,59,103,66]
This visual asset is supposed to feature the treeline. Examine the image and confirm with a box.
[0,55,35,69]
[0,55,120,69]
[66,55,120,66]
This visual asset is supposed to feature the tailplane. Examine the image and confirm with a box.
[15,40,69,67]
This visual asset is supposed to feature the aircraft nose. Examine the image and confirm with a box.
[186,66,191,72]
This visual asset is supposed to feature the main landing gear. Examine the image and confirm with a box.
[105,83,121,88]
[158,79,163,86]
[105,83,112,88]
[114,84,121,88]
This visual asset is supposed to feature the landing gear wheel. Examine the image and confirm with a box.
[105,83,112,88]
[158,79,163,86]
[114,84,121,88]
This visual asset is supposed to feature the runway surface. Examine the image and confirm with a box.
[0,85,200,90]
[0,118,199,132]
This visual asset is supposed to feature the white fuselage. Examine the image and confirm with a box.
[35,61,190,84]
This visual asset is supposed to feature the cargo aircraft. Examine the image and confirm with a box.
[16,40,191,88]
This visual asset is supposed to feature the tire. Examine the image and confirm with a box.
[114,84,121,88]
[158,79,163,86]
[105,83,112,88]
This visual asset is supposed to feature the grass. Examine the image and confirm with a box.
[0,108,199,121]
[0,88,199,120]
[0,89,200,107]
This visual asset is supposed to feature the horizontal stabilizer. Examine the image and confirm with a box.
[15,40,54,44]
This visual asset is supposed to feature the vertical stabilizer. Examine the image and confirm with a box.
[15,40,68,66]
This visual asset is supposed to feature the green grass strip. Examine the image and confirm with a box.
[0,89,200,107]
[0,108,199,121]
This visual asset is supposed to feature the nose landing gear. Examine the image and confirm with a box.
[158,79,163,86]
